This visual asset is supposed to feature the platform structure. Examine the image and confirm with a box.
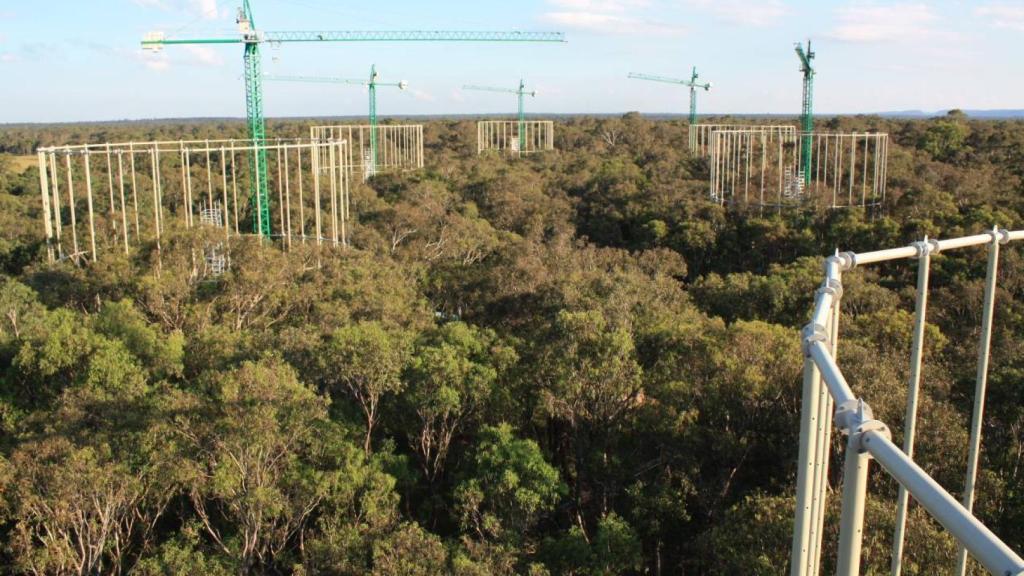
[688,123,796,157]
[37,137,354,264]
[476,120,554,156]
[708,130,888,211]
[310,124,423,181]
[791,230,1024,576]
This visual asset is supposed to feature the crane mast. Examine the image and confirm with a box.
[795,40,815,187]
[142,3,564,238]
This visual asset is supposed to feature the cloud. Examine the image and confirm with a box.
[540,0,685,35]
[975,3,1024,31]
[450,89,466,104]
[829,2,938,42]
[681,0,787,27]
[0,53,18,63]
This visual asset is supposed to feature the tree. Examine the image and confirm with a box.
[540,310,643,429]
[403,322,516,483]
[9,439,153,576]
[320,321,411,455]
[454,423,564,542]
[168,358,344,574]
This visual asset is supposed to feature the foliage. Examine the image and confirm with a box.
[0,114,1023,574]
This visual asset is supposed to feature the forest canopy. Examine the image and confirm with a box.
[1,112,1023,574]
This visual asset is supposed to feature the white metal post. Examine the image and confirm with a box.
[790,354,822,576]
[891,240,932,576]
[836,431,871,576]
[38,151,54,262]
[956,229,1002,576]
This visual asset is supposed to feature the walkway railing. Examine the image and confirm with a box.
[791,228,1024,576]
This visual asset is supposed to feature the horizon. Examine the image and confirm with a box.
[1,1,1022,123]
[4,109,1024,128]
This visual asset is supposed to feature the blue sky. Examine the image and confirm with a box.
[0,0,1022,122]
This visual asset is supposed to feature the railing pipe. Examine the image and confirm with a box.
[807,341,856,405]
[863,429,1024,576]
[847,246,918,267]
[935,233,995,252]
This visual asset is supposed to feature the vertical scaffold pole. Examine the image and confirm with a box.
[790,347,822,576]
[891,239,932,576]
[38,151,54,262]
[836,429,871,576]
[66,153,80,260]
[955,228,1002,576]
[49,152,63,260]
[84,154,97,262]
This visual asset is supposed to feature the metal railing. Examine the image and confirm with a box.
[791,228,1024,576]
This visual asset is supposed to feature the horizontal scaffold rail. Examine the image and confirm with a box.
[37,138,355,264]
[791,228,1024,576]
[709,129,888,211]
[310,125,424,179]
[476,120,555,156]
[688,123,796,157]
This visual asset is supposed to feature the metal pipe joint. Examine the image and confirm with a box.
[818,277,843,301]
[912,236,940,259]
[802,322,830,357]
[835,398,891,453]
[834,252,856,271]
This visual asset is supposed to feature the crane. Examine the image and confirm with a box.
[264,65,408,175]
[795,40,815,187]
[463,79,536,154]
[627,66,711,124]
[142,0,564,238]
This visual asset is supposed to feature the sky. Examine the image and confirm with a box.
[0,0,1022,123]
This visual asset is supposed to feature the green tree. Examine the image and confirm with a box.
[320,321,411,455]
[454,423,564,542]
[403,322,516,483]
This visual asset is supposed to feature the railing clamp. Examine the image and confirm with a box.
[912,236,936,259]
[817,278,843,302]
[835,251,855,271]
[835,399,891,453]
[802,323,829,357]
[995,227,1011,245]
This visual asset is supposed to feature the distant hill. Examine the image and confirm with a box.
[875,109,1024,119]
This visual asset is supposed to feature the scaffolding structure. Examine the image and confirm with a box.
[688,123,796,157]
[37,138,353,264]
[310,124,423,180]
[708,130,888,211]
[476,120,554,155]
[791,229,1024,576]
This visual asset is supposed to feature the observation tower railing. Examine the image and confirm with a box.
[792,228,1024,576]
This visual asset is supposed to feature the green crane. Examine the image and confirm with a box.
[463,79,536,154]
[627,67,711,124]
[794,40,815,187]
[264,65,408,176]
[142,1,564,238]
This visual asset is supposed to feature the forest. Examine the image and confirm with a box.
[0,111,1023,575]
